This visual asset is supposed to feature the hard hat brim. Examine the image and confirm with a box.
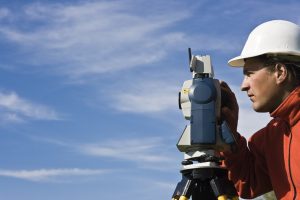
[227,53,265,67]
[228,55,246,67]
[228,51,300,67]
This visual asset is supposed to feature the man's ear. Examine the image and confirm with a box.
[274,63,288,84]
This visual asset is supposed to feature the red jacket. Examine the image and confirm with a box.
[223,87,300,200]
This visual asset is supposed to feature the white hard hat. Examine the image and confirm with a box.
[228,20,300,67]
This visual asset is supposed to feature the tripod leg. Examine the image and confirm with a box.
[209,172,239,200]
[171,174,194,200]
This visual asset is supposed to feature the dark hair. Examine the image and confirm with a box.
[260,54,300,86]
[285,63,300,86]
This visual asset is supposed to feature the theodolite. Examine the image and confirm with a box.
[171,49,239,200]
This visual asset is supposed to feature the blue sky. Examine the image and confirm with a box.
[0,0,299,199]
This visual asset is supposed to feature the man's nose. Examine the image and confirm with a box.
[240,76,249,91]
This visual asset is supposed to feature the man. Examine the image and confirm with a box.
[220,20,300,200]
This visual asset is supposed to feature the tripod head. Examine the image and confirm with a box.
[178,48,236,159]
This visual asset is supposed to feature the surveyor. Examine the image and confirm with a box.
[220,20,300,200]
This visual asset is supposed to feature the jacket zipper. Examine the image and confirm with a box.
[288,125,297,200]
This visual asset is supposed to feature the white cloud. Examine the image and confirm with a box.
[28,135,179,171]
[0,91,61,123]
[79,137,173,163]
[0,1,238,79]
[0,2,187,77]
[110,80,179,113]
[0,168,109,182]
[0,8,10,19]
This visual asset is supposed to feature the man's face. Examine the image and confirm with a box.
[241,58,283,113]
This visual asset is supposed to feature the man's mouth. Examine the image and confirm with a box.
[248,94,254,101]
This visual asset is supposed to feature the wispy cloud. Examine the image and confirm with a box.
[110,80,179,113]
[79,137,173,163]
[0,1,187,77]
[0,1,238,80]
[0,91,61,123]
[31,136,179,171]
[0,168,109,182]
[0,7,10,19]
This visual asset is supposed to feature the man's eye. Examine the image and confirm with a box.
[245,71,254,77]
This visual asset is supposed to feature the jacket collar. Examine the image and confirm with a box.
[270,86,300,127]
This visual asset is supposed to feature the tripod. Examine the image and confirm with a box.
[171,152,239,200]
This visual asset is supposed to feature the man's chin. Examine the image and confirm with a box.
[252,103,268,113]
